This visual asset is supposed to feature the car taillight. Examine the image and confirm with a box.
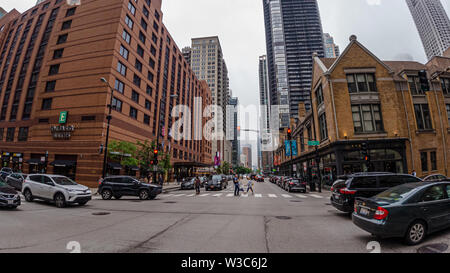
[374,207,388,220]
[354,203,358,213]
[330,186,334,191]
[290,182,294,185]
[339,188,356,195]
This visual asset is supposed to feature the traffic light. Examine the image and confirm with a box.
[361,142,368,158]
[418,70,429,92]
[154,149,158,156]
[287,128,292,140]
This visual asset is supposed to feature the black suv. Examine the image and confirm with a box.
[330,172,421,213]
[98,176,162,200]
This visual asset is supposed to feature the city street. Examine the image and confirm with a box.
[1,179,449,253]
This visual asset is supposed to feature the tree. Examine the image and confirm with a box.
[108,140,138,165]
[136,140,156,181]
[222,161,230,175]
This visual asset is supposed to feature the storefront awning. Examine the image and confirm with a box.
[126,165,140,171]
[50,160,76,167]
[108,162,122,170]
[27,158,43,165]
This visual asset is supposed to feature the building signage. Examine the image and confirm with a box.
[285,140,291,157]
[291,140,298,156]
[308,141,320,146]
[59,111,68,124]
[51,125,75,140]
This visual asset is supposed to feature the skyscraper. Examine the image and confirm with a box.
[229,97,240,168]
[258,55,273,173]
[406,0,450,60]
[263,0,325,127]
[323,33,340,58]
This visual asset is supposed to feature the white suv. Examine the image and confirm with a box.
[22,174,91,208]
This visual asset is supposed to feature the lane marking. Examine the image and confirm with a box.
[212,193,223,197]
[310,194,324,199]
[296,194,307,198]
[200,193,210,197]
[268,194,277,198]
[281,194,292,198]
[255,194,262,198]
[186,194,195,197]
[226,193,234,197]
[164,194,175,197]
[173,194,185,197]
[241,194,248,198]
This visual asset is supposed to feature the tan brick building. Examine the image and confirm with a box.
[0,0,212,187]
[276,35,450,184]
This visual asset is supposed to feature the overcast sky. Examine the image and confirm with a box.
[3,0,450,168]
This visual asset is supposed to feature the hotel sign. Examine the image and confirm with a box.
[51,125,75,140]
[59,111,68,124]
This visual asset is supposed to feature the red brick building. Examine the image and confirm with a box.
[0,0,212,187]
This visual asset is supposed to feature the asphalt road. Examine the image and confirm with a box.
[1,178,450,253]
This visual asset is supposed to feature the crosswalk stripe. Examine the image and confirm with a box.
[241,194,248,198]
[296,194,307,198]
[212,193,223,197]
[226,193,234,197]
[165,194,175,197]
[200,193,210,197]
[268,194,277,198]
[186,194,195,197]
[255,194,262,198]
[281,194,292,198]
[173,194,185,197]
[310,194,323,199]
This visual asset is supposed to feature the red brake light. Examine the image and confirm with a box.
[354,203,357,213]
[330,186,334,192]
[98,179,103,185]
[339,188,356,195]
[374,207,389,220]
[290,182,294,185]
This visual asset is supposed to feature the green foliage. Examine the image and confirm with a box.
[136,140,156,170]
[222,161,230,175]
[108,140,138,166]
[233,166,252,174]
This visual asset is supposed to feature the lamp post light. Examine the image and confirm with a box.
[100,77,115,179]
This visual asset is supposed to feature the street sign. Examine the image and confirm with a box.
[59,111,68,124]
[308,141,320,146]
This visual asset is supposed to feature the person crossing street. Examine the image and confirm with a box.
[246,177,254,195]
[194,176,201,195]
[233,175,240,196]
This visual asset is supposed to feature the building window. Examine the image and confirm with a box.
[346,73,377,93]
[145,99,151,110]
[129,107,138,119]
[144,114,150,125]
[53,48,64,59]
[128,1,136,15]
[446,104,450,126]
[420,151,428,172]
[45,80,56,92]
[6,128,15,142]
[351,104,383,133]
[135,59,142,72]
[150,45,156,56]
[57,34,68,44]
[140,19,148,31]
[131,90,139,103]
[414,104,433,130]
[316,85,323,106]
[119,44,129,60]
[0,128,3,141]
[149,57,155,69]
[137,45,144,57]
[122,30,131,44]
[42,98,52,110]
[441,78,450,95]
[66,7,76,17]
[133,74,141,87]
[146,85,153,96]
[143,6,149,18]
[61,20,72,30]
[408,76,424,95]
[147,72,154,83]
[430,151,437,171]
[319,113,328,141]
[117,61,127,76]
[112,97,122,112]
[125,15,133,29]
[18,127,28,141]
[139,31,146,44]
[114,79,124,93]
[49,64,60,75]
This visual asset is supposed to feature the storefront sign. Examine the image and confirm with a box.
[51,125,75,139]
[308,141,320,146]
[59,111,68,124]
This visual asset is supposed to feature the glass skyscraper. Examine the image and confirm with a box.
[263,0,325,128]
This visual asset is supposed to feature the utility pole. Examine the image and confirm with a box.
[100,78,114,179]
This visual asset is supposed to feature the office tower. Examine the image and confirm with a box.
[323,33,340,58]
[263,0,325,127]
[229,97,240,168]
[0,0,212,186]
[241,145,252,169]
[406,0,450,60]
[258,55,273,173]
[189,36,230,163]
[182,46,191,64]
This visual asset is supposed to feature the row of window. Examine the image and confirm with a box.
[0,127,28,142]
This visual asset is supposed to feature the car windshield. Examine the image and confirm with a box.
[211,175,222,181]
[375,184,418,203]
[52,177,77,185]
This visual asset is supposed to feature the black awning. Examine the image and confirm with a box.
[50,160,76,167]
[27,158,43,165]
[126,165,140,171]
[108,162,122,170]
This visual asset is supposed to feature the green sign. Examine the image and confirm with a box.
[308,141,320,146]
[59,111,68,124]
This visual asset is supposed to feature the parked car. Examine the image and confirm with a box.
[281,177,293,190]
[353,181,450,245]
[5,173,28,191]
[286,178,307,193]
[98,176,162,200]
[422,174,448,182]
[255,175,264,182]
[205,175,228,191]
[330,173,422,213]
[22,174,91,208]
[0,177,20,209]
[0,168,13,180]
[181,177,196,190]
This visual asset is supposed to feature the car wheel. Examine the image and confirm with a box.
[405,221,427,245]
[139,189,150,200]
[101,189,113,200]
[54,193,66,208]
[23,189,33,202]
[114,195,122,200]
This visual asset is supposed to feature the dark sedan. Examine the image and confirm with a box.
[286,178,307,193]
[181,178,196,190]
[5,173,28,191]
[205,175,227,191]
[0,178,21,209]
[353,181,450,245]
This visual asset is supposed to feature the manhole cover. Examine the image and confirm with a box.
[417,243,448,253]
[275,216,292,220]
[164,201,177,204]
[92,212,110,216]
[290,200,302,203]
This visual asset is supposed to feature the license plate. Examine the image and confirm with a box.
[359,207,370,216]
[8,200,14,205]
[210,186,214,189]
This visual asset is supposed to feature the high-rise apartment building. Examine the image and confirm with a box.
[229,96,240,168]
[323,33,340,58]
[263,0,325,127]
[188,36,231,164]
[406,0,450,60]
[0,0,212,186]
[258,55,273,173]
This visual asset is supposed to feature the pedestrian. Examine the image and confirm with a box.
[158,174,164,186]
[234,175,240,196]
[246,177,254,195]
[195,176,201,195]
[412,170,417,177]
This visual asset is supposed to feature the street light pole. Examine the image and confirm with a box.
[100,77,114,179]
